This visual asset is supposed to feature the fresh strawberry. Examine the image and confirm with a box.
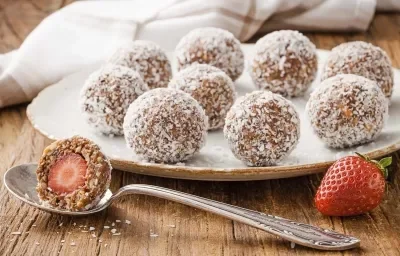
[315,153,391,216]
[48,153,88,194]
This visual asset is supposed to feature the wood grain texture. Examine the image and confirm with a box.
[0,1,400,255]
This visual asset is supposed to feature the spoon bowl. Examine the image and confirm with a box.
[4,164,360,250]
[4,164,112,215]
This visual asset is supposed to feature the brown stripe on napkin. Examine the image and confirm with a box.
[238,0,268,41]
[148,4,266,42]
[153,6,265,23]
[269,5,315,21]
[256,4,316,34]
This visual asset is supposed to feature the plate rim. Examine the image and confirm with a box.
[26,47,400,181]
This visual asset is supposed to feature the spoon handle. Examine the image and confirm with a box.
[113,184,359,250]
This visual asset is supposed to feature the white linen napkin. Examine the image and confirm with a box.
[0,0,377,108]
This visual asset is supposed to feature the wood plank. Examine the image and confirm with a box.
[0,1,399,255]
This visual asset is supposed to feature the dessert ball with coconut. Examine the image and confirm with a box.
[36,136,112,211]
[175,27,244,81]
[123,88,208,163]
[169,64,236,130]
[224,90,301,166]
[80,64,149,136]
[249,30,318,97]
[108,40,172,89]
[321,41,394,98]
[306,74,388,148]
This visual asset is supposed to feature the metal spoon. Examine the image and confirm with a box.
[4,164,360,251]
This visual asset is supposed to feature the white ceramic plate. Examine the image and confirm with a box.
[27,45,400,181]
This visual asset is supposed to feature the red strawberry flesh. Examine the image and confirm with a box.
[315,155,386,216]
[48,153,88,194]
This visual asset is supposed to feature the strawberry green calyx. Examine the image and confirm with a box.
[355,152,392,179]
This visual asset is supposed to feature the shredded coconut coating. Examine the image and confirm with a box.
[249,30,318,97]
[175,27,244,81]
[123,88,208,163]
[321,41,394,98]
[108,40,172,89]
[36,136,112,211]
[306,74,388,149]
[169,64,237,130]
[80,64,149,136]
[224,91,300,166]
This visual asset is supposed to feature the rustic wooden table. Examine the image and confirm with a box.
[1,1,400,255]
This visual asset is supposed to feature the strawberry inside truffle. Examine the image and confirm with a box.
[48,153,87,194]
[36,136,112,211]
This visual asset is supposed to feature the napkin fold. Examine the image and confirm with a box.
[0,0,379,108]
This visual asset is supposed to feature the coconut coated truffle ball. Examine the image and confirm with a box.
[123,88,208,163]
[249,30,318,97]
[224,91,300,166]
[36,136,112,211]
[306,74,388,148]
[175,27,244,81]
[108,40,172,89]
[321,41,394,98]
[169,64,236,130]
[80,64,149,136]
